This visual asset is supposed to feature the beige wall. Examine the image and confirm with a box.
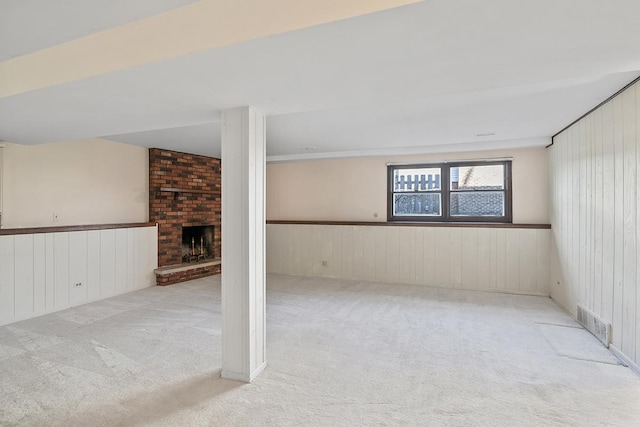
[549,80,640,370]
[267,147,548,224]
[1,139,148,228]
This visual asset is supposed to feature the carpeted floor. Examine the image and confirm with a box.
[0,274,639,426]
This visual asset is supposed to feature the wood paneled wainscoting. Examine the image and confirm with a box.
[0,223,157,326]
[267,221,551,296]
[549,78,640,373]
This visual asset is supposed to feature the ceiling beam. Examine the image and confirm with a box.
[0,0,420,99]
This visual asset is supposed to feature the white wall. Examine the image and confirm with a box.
[0,225,157,325]
[1,138,148,228]
[267,147,548,224]
[549,80,640,369]
[267,224,550,296]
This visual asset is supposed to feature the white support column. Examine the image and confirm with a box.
[221,106,267,382]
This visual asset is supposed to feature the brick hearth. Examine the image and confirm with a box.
[149,148,221,285]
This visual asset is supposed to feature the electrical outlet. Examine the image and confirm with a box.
[322,260,328,267]
[53,212,60,222]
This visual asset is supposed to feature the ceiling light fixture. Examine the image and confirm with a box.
[475,132,496,137]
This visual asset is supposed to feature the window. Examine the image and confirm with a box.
[387,160,512,222]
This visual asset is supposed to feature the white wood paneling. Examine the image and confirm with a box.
[460,228,477,290]
[69,231,88,305]
[115,229,127,292]
[0,236,15,320]
[495,229,506,290]
[139,226,155,289]
[100,229,116,296]
[44,234,54,310]
[266,224,550,297]
[53,233,70,308]
[549,80,640,368]
[0,225,157,326]
[33,234,46,313]
[385,227,400,284]
[621,87,636,359]
[434,228,450,286]
[14,235,34,317]
[397,227,413,285]
[601,101,615,325]
[374,227,387,281]
[612,95,625,349]
[449,228,462,288]
[422,228,436,286]
[519,229,537,294]
[476,228,491,291]
[535,230,550,296]
[636,83,640,365]
[505,230,520,291]
[126,228,137,292]
[87,230,101,300]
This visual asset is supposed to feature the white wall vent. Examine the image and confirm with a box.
[576,304,611,347]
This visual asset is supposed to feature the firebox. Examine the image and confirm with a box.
[182,225,214,263]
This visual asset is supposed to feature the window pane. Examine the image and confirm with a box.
[394,193,441,216]
[393,168,441,192]
[450,192,504,217]
[450,165,504,190]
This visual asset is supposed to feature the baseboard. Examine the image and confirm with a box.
[610,345,640,376]
[221,361,267,383]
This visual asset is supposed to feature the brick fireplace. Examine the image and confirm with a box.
[149,148,221,285]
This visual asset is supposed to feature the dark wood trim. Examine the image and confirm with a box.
[267,220,550,229]
[159,187,218,195]
[549,73,640,147]
[0,222,156,236]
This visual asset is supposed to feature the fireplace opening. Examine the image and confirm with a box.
[182,225,214,263]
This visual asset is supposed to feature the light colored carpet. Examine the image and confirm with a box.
[0,274,639,426]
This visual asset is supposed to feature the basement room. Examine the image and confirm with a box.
[1,0,640,425]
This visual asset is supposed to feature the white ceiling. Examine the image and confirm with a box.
[1,0,640,160]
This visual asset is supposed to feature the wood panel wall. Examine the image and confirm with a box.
[0,225,157,325]
[549,79,640,369]
[267,224,550,296]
